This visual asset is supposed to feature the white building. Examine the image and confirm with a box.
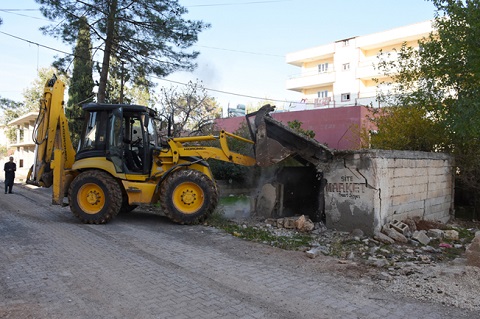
[7,112,38,181]
[286,20,433,108]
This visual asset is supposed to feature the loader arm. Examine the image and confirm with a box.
[27,75,76,204]
[166,130,256,166]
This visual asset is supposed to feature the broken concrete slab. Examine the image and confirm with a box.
[374,232,395,245]
[427,229,444,239]
[382,225,408,243]
[412,230,431,245]
[444,229,459,241]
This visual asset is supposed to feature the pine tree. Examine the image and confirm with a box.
[36,0,210,103]
[66,17,94,148]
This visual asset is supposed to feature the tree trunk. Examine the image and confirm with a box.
[97,0,118,103]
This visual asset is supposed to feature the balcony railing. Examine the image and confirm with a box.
[286,71,336,91]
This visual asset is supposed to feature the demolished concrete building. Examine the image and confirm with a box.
[249,106,454,236]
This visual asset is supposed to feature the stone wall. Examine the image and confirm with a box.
[324,150,454,235]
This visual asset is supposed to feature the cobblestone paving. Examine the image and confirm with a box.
[0,184,477,318]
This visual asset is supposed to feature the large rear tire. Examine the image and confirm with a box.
[69,170,123,224]
[160,169,218,224]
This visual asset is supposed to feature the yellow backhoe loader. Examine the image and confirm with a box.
[27,75,333,225]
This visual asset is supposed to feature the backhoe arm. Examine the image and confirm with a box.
[27,76,76,204]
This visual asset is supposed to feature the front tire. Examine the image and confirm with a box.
[160,169,218,224]
[69,170,123,224]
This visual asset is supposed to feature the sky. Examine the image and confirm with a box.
[0,0,437,115]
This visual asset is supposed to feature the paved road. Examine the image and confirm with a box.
[0,183,477,319]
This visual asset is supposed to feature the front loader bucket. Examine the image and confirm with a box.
[246,104,334,167]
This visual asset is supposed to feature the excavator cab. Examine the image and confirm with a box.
[77,103,159,175]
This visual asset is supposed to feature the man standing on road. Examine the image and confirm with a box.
[4,156,16,194]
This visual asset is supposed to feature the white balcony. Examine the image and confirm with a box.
[286,71,336,92]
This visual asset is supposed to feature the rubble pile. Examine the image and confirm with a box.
[253,215,480,310]
[221,206,480,310]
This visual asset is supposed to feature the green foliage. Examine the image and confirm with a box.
[0,145,7,159]
[287,120,315,138]
[36,0,210,102]
[373,0,480,215]
[23,67,67,113]
[66,17,94,149]
[0,97,24,143]
[368,106,446,151]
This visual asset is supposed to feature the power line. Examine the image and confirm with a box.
[0,7,284,58]
[187,0,292,7]
[0,29,298,105]
[153,76,298,104]
[0,9,50,21]
[0,30,72,56]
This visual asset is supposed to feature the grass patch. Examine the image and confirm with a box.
[205,210,312,250]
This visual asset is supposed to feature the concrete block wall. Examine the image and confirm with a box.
[324,150,454,235]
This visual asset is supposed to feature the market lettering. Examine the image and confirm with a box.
[326,176,365,194]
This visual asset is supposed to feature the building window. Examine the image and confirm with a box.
[341,93,351,102]
[317,90,328,98]
[19,159,24,168]
[342,63,350,71]
[318,63,329,73]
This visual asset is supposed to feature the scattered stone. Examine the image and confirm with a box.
[379,248,390,254]
[367,257,390,268]
[408,239,420,247]
[406,249,415,254]
[382,225,408,243]
[421,245,439,253]
[374,231,395,245]
[283,217,296,229]
[412,230,431,245]
[350,228,364,238]
[276,218,284,228]
[444,229,459,241]
[265,218,276,227]
[417,255,431,263]
[374,271,393,281]
[314,222,328,232]
[427,229,444,239]
[306,246,329,259]
[466,233,480,267]
[295,215,315,232]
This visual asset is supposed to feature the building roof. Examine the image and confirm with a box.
[8,112,38,126]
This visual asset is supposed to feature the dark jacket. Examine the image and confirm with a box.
[4,161,16,181]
